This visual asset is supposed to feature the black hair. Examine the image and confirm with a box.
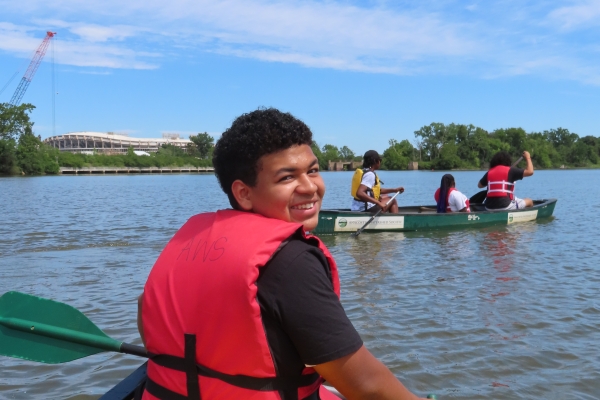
[212,108,313,209]
[362,151,381,169]
[437,174,455,213]
[489,151,512,168]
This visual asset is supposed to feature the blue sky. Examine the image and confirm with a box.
[1,0,600,155]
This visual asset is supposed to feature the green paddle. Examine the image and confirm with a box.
[0,291,147,364]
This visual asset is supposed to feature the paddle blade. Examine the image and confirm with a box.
[0,291,121,364]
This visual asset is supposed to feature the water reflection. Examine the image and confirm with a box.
[4,172,600,399]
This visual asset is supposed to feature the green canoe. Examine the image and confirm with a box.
[312,199,557,235]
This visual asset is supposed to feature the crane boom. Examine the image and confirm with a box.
[9,31,56,106]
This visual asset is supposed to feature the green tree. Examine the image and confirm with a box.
[158,143,185,157]
[311,141,327,170]
[339,146,355,161]
[1,103,36,141]
[414,123,448,161]
[0,138,17,174]
[432,142,462,170]
[382,139,414,170]
[16,129,59,175]
[492,127,527,158]
[321,144,340,169]
[189,132,214,158]
[1,103,36,173]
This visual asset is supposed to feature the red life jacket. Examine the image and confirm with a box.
[486,165,515,200]
[434,187,470,212]
[142,209,341,400]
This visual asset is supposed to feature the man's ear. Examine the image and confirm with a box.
[231,180,253,211]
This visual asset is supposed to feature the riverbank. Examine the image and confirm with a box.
[59,166,214,174]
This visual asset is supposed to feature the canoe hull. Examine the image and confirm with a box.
[313,199,557,235]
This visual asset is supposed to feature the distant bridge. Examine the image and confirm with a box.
[327,161,363,171]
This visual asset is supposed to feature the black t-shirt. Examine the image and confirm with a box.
[479,167,525,209]
[257,232,363,380]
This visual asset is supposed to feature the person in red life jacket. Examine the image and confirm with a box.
[477,150,534,210]
[136,108,426,400]
[351,150,404,213]
[434,174,470,213]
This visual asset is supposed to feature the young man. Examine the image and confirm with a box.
[137,108,425,400]
[478,150,534,210]
[350,150,404,213]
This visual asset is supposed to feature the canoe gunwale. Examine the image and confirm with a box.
[313,199,557,234]
[319,198,556,216]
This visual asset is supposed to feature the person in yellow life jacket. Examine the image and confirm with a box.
[136,108,427,400]
[351,150,404,213]
[477,150,534,210]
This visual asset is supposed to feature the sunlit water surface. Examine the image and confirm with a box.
[0,170,598,399]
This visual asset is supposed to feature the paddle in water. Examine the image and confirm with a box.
[469,155,524,204]
[352,191,401,237]
[0,291,147,364]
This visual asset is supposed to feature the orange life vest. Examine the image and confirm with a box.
[142,209,341,400]
[486,165,515,200]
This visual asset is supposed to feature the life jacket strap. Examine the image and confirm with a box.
[146,333,320,399]
[487,180,515,193]
[185,334,201,399]
[145,378,189,400]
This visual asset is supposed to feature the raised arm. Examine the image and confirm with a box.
[314,346,426,400]
[522,151,534,177]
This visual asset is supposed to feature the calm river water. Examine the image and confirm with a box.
[0,170,598,399]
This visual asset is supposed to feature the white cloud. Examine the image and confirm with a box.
[2,0,600,84]
[68,24,141,43]
[548,0,600,30]
[0,21,159,69]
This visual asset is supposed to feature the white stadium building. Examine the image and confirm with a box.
[43,132,192,154]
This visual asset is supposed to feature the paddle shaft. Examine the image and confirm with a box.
[352,191,401,237]
[0,315,147,358]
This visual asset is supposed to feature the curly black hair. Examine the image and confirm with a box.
[489,151,512,168]
[212,108,313,208]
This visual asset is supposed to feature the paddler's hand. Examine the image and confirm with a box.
[523,150,531,160]
[396,186,405,193]
[379,200,391,211]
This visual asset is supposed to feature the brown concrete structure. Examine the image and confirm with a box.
[327,161,363,171]
[408,161,419,170]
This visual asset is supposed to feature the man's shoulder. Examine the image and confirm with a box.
[269,235,326,270]
[505,167,524,182]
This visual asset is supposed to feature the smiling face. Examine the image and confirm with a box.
[231,144,325,231]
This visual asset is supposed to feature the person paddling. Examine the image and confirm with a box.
[136,108,426,400]
[478,150,534,210]
[351,150,404,213]
[435,174,470,213]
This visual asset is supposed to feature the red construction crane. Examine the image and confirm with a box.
[9,31,56,106]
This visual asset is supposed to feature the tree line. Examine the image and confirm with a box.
[0,103,213,175]
[313,122,600,170]
[2,102,599,175]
